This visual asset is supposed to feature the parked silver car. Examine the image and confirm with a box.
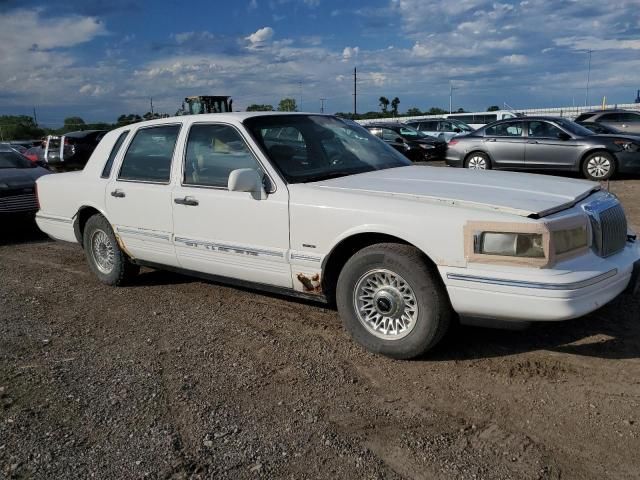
[405,118,474,142]
[574,109,640,135]
[445,116,640,181]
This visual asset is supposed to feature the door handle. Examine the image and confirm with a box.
[174,196,199,206]
[484,138,496,142]
[527,140,539,144]
[110,189,125,198]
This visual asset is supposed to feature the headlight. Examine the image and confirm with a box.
[419,144,435,150]
[613,139,640,152]
[476,232,544,258]
[465,218,590,267]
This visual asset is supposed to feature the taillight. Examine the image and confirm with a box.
[26,154,37,162]
[448,139,459,146]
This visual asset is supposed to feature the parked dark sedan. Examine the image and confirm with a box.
[45,130,106,170]
[363,123,447,161]
[0,147,51,216]
[446,116,640,180]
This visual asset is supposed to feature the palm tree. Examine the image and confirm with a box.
[391,97,400,116]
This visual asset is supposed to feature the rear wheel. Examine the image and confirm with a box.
[336,243,452,359]
[83,214,139,285]
[465,152,491,170]
[582,151,615,181]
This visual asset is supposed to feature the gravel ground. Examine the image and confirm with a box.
[1,167,640,479]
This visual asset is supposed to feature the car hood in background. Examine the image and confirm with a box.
[0,167,50,188]
[312,166,599,218]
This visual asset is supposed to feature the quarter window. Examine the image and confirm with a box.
[485,122,524,137]
[527,121,563,138]
[101,130,129,178]
[118,124,180,183]
[618,113,640,122]
[184,124,262,188]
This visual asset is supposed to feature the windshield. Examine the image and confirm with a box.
[244,115,411,183]
[0,151,34,169]
[397,125,429,138]
[450,119,473,131]
[555,118,594,137]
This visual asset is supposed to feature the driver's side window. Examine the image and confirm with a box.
[183,124,262,188]
[381,128,400,141]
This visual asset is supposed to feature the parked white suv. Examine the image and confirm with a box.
[35,113,640,358]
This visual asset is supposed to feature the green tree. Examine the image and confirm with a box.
[116,114,143,127]
[277,98,298,112]
[427,107,448,115]
[0,115,45,141]
[59,116,86,133]
[487,105,500,112]
[390,97,400,116]
[456,107,466,113]
[406,107,422,116]
[246,104,274,111]
[378,96,390,114]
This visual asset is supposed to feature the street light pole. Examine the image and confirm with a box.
[584,49,593,107]
[449,82,458,114]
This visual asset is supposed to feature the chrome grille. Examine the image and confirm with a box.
[597,204,627,257]
[0,193,38,213]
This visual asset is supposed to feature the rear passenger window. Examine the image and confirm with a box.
[101,131,129,178]
[184,124,262,188]
[485,122,523,137]
[118,125,180,183]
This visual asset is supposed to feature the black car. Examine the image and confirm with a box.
[0,147,51,216]
[445,116,640,181]
[363,122,447,161]
[45,130,107,170]
[577,121,640,139]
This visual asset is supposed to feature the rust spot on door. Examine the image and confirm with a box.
[296,273,321,294]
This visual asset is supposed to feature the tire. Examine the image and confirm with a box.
[582,151,616,181]
[465,152,491,170]
[336,243,452,359]
[82,214,139,286]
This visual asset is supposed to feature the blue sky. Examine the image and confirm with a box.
[1,0,639,126]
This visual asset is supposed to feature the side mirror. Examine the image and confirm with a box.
[228,168,266,200]
[557,131,571,141]
[453,128,461,133]
[395,137,405,144]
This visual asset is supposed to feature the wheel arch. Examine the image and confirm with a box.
[578,148,617,171]
[321,231,440,304]
[73,204,110,246]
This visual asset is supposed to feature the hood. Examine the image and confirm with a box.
[593,133,640,142]
[311,166,599,218]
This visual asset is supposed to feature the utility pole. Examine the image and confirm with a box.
[584,49,593,107]
[353,67,357,116]
[299,81,303,112]
[320,98,327,113]
[150,97,154,116]
[33,107,38,127]
[449,82,459,114]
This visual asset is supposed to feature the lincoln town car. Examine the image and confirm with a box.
[35,113,640,359]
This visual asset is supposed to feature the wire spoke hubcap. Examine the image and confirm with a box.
[354,269,419,340]
[468,156,487,169]
[587,156,610,178]
[91,229,115,274]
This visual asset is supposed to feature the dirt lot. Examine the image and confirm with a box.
[1,168,639,480]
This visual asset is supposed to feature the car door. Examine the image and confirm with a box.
[524,120,581,168]
[614,113,640,134]
[482,121,526,167]
[171,122,292,287]
[105,123,181,267]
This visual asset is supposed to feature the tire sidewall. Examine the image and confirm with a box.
[582,151,615,181]
[336,246,447,359]
[465,152,491,170]
[83,215,129,285]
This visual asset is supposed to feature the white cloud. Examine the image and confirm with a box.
[248,0,258,10]
[342,46,359,61]
[500,54,528,65]
[245,26,274,49]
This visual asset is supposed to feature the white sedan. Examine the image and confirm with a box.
[35,113,640,359]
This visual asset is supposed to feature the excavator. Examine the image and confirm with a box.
[180,96,233,115]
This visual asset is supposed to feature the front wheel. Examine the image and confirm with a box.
[83,214,139,285]
[582,152,616,181]
[336,243,452,359]
[465,152,491,170]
